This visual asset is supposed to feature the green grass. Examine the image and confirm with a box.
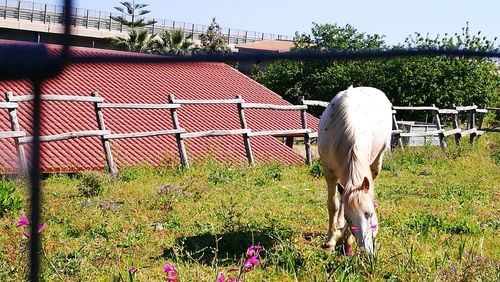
[0,135,499,281]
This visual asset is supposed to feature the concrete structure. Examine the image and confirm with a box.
[0,0,293,49]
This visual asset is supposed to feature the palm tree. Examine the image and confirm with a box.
[112,1,156,28]
[152,29,194,55]
[110,29,154,53]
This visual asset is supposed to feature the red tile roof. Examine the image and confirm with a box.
[0,40,319,173]
[236,40,295,53]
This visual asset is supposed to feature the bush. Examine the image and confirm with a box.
[0,181,21,217]
[77,173,104,197]
[255,23,500,120]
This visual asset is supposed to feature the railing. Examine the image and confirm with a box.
[0,0,294,44]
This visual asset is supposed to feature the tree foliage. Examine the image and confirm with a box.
[150,29,194,55]
[254,23,500,118]
[198,18,231,54]
[112,1,156,28]
[110,28,154,53]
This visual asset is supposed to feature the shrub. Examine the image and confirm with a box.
[77,173,104,197]
[0,181,21,217]
[308,159,323,177]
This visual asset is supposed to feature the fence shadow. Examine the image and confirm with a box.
[161,227,290,265]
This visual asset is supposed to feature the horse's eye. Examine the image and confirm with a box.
[364,212,372,219]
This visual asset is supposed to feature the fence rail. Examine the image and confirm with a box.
[1,91,499,175]
[303,98,496,148]
[0,0,294,44]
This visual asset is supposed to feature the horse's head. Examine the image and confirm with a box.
[339,177,378,254]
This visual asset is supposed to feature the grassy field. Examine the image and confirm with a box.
[0,135,499,281]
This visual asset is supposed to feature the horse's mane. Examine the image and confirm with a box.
[329,89,373,190]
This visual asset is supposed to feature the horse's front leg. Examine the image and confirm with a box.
[323,167,343,251]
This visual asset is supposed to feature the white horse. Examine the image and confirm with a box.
[318,86,392,254]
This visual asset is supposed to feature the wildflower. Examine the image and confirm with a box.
[163,264,178,282]
[246,245,262,256]
[129,266,137,274]
[476,255,484,262]
[217,272,225,282]
[371,224,378,231]
[17,213,29,227]
[16,213,46,240]
[243,255,260,272]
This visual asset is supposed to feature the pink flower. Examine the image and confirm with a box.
[37,223,46,234]
[351,226,360,232]
[217,272,225,282]
[371,224,378,231]
[373,202,378,209]
[246,245,263,256]
[16,213,29,227]
[346,246,353,256]
[129,266,137,274]
[243,255,260,272]
[163,264,178,282]
[228,279,238,282]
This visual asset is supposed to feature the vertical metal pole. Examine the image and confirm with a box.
[236,95,254,165]
[85,9,89,28]
[91,92,118,176]
[109,13,112,31]
[31,2,34,22]
[5,91,27,173]
[244,30,248,43]
[17,0,21,21]
[299,96,312,165]
[4,0,7,19]
[168,94,189,168]
[29,79,42,282]
[97,11,100,30]
[43,4,47,23]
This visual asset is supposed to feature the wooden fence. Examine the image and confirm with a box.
[1,91,498,174]
[301,98,498,150]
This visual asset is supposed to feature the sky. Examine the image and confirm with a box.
[41,0,500,46]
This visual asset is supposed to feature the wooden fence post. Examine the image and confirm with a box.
[477,104,486,131]
[431,104,446,149]
[298,96,312,166]
[236,95,254,165]
[469,103,477,145]
[5,91,27,173]
[91,91,118,176]
[451,104,461,146]
[168,94,189,168]
[392,108,403,149]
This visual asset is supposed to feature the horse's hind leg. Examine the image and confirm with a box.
[323,165,343,251]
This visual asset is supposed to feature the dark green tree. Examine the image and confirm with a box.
[112,1,156,28]
[198,18,230,54]
[255,23,500,118]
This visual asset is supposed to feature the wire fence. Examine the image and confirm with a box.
[0,0,294,44]
[1,0,500,280]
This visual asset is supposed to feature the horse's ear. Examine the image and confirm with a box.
[337,183,344,195]
[361,177,370,193]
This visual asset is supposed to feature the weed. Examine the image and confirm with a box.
[308,159,323,177]
[0,180,21,217]
[77,173,104,197]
